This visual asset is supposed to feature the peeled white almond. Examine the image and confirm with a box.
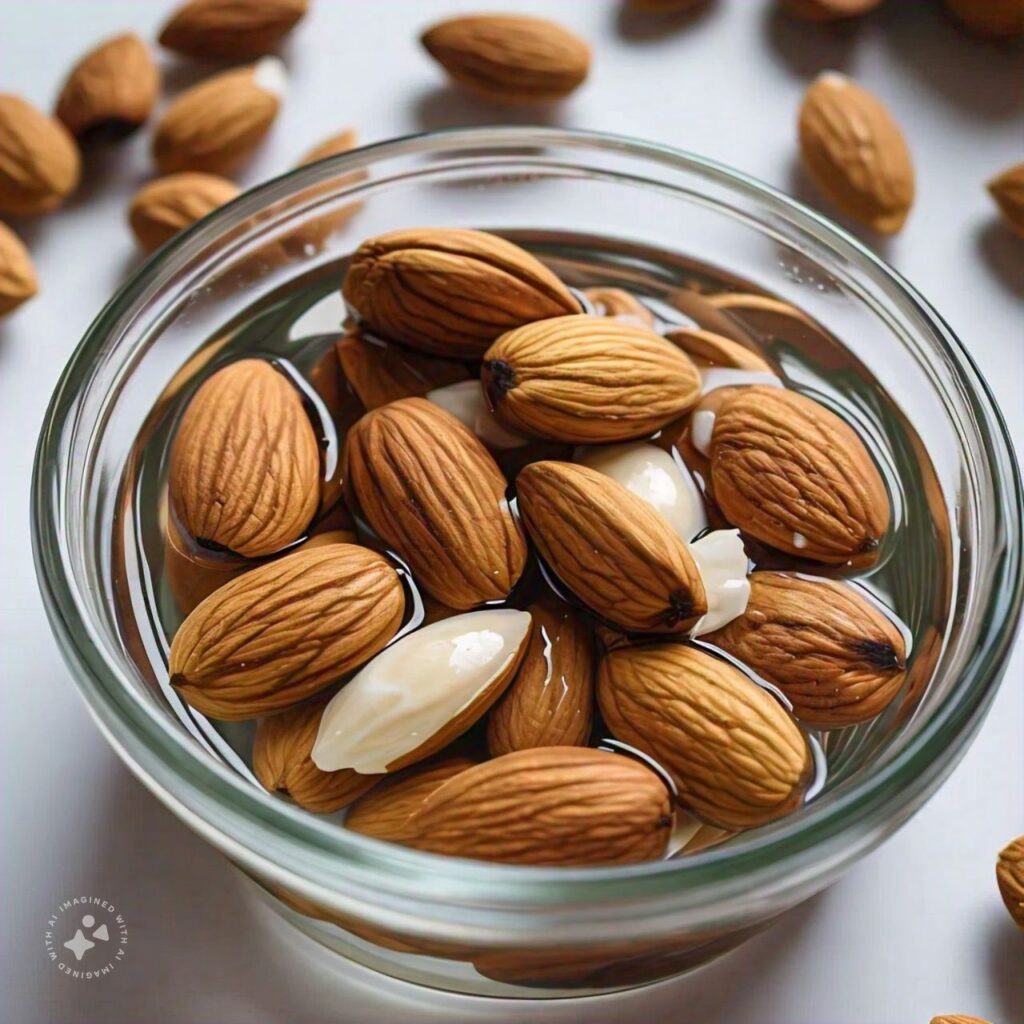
[688,529,750,636]
[576,442,707,541]
[427,380,529,450]
[312,609,532,774]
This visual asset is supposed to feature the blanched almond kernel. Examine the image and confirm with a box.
[312,610,532,774]
[687,529,750,635]
[427,379,529,450]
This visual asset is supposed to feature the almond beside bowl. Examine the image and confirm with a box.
[32,128,1022,998]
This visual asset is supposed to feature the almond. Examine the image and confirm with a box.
[345,757,477,841]
[988,162,1024,238]
[516,460,707,633]
[930,1018,994,1024]
[403,747,672,865]
[707,572,906,726]
[598,643,811,828]
[997,835,1024,929]
[159,0,309,58]
[798,71,914,234]
[170,543,404,719]
[296,127,359,167]
[487,596,594,755]
[421,15,590,104]
[169,359,320,557]
[707,385,890,564]
[152,59,285,175]
[0,221,37,316]
[584,286,655,327]
[335,332,468,411]
[782,0,884,19]
[55,33,158,141]
[128,172,241,253]
[344,397,527,609]
[342,228,580,358]
[0,94,80,216]
[945,0,1024,36]
[665,327,772,371]
[427,379,531,451]
[482,315,702,443]
[253,698,381,813]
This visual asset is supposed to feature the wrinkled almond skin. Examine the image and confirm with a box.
[345,757,477,841]
[483,315,702,443]
[487,597,595,755]
[0,94,80,216]
[709,385,890,565]
[421,15,590,104]
[344,397,527,609]
[335,332,468,411]
[153,63,281,175]
[598,643,811,829]
[799,72,914,234]
[707,572,906,726]
[55,33,159,141]
[342,228,580,358]
[930,1017,994,1024]
[170,543,404,719]
[945,0,1024,36]
[404,747,672,865]
[254,698,381,813]
[997,835,1024,929]
[296,127,358,167]
[169,359,320,558]
[782,0,884,20]
[988,162,1024,238]
[160,0,309,58]
[129,172,241,253]
[665,327,772,371]
[516,461,707,633]
[584,286,655,327]
[0,221,37,316]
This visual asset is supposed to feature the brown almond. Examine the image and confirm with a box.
[988,162,1024,238]
[342,227,580,358]
[799,72,914,234]
[945,0,1024,36]
[707,572,907,726]
[665,327,773,371]
[930,1018,994,1024]
[159,0,309,58]
[487,596,594,755]
[128,172,241,253]
[598,643,811,829]
[782,0,884,19]
[482,315,702,443]
[404,747,673,866]
[296,127,359,167]
[344,397,527,609]
[0,221,38,316]
[997,835,1024,929]
[584,286,655,327]
[254,698,381,813]
[421,15,590,104]
[0,94,80,216]
[708,385,890,564]
[516,460,707,633]
[169,359,320,558]
[55,33,158,141]
[152,61,284,175]
[169,543,405,719]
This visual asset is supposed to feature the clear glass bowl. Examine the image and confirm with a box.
[32,128,1023,998]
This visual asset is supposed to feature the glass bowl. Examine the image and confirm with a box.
[32,127,1023,997]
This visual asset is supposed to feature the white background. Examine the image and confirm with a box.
[1,2,1022,1022]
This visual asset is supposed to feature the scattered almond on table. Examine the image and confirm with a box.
[0,221,38,315]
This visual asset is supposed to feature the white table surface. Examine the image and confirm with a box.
[2,2,1022,1022]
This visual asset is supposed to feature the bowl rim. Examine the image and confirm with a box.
[31,126,1024,921]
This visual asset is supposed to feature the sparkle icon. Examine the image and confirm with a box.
[63,914,109,962]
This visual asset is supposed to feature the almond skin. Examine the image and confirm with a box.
[169,543,404,719]
[342,227,580,358]
[798,72,914,234]
[152,61,283,175]
[487,596,595,755]
[55,33,158,141]
[0,221,37,316]
[296,127,358,167]
[129,173,241,253]
[782,0,884,19]
[253,698,381,813]
[930,1018,994,1024]
[169,359,320,558]
[988,162,1024,238]
[708,385,890,565]
[159,0,309,58]
[945,0,1024,37]
[583,286,655,327]
[0,94,80,216]
[516,461,707,633]
[997,835,1024,929]
[403,747,673,866]
[344,397,527,609]
[665,327,772,371]
[707,572,907,726]
[598,643,811,829]
[421,15,590,104]
[482,315,702,443]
